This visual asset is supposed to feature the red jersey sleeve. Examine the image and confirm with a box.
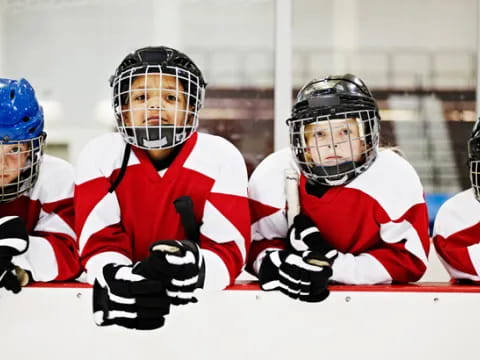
[11,155,81,281]
[75,135,133,284]
[187,134,251,288]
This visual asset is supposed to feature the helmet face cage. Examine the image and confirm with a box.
[468,134,480,200]
[0,78,45,202]
[0,134,45,203]
[290,109,379,186]
[112,65,204,150]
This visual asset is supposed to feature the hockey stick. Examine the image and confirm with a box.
[284,169,330,267]
[284,168,300,228]
[151,196,200,255]
[153,196,205,288]
[173,196,201,243]
[15,266,29,287]
[0,266,29,293]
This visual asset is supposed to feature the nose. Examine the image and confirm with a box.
[0,149,7,162]
[327,143,338,149]
[0,155,11,173]
[147,95,163,109]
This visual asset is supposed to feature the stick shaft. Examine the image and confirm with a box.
[284,169,300,227]
[15,266,29,287]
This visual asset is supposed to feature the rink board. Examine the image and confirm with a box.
[1,282,479,360]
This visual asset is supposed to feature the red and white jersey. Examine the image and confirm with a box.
[248,148,430,284]
[75,132,250,290]
[1,154,80,282]
[433,189,480,281]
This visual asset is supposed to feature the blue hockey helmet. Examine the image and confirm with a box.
[0,78,44,141]
[0,78,46,202]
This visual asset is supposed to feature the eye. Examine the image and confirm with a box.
[341,128,351,135]
[8,146,21,154]
[134,94,146,101]
[314,130,325,138]
[166,94,177,102]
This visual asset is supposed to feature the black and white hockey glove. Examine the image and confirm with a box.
[0,216,29,294]
[93,263,171,330]
[259,250,335,302]
[135,240,206,306]
[287,213,338,263]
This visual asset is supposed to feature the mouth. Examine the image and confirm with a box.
[320,156,352,166]
[0,175,13,185]
[325,155,343,160]
[144,116,161,126]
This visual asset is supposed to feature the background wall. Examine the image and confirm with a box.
[0,1,475,162]
[0,0,476,281]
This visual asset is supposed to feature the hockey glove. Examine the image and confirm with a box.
[93,263,171,330]
[135,240,206,306]
[259,250,335,302]
[287,213,338,263]
[0,216,29,294]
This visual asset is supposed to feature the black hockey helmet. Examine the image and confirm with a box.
[468,118,480,200]
[110,46,207,149]
[287,74,380,186]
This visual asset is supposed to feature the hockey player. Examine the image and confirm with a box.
[248,74,430,302]
[0,78,81,294]
[75,46,250,329]
[433,119,480,281]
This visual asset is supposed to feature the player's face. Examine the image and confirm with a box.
[304,118,365,166]
[0,143,29,187]
[122,74,191,127]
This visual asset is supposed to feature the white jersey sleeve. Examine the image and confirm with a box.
[247,148,298,274]
[12,155,81,281]
[433,189,480,281]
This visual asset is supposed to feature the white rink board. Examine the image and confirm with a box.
[1,286,479,360]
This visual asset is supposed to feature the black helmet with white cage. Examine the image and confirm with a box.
[287,74,380,186]
[110,46,207,150]
[468,119,480,200]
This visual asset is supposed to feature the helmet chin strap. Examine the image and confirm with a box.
[324,175,349,186]
[309,160,366,186]
[124,125,194,150]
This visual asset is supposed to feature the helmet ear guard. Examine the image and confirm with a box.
[288,74,380,187]
[0,78,46,202]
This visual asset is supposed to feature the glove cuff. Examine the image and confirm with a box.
[258,250,284,289]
